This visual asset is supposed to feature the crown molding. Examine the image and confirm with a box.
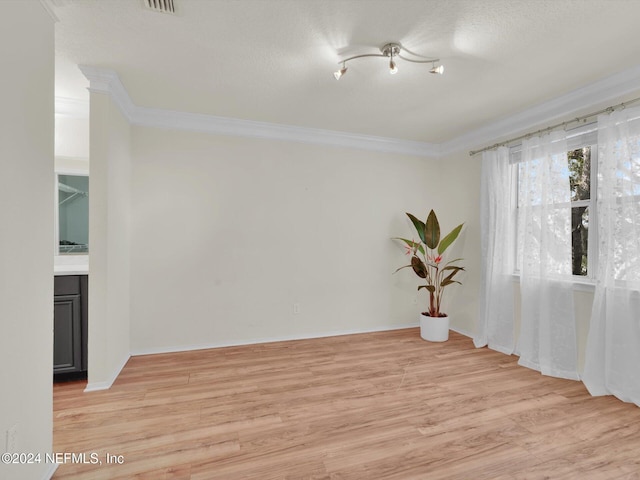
[78,64,640,160]
[440,64,640,157]
[79,65,439,158]
[78,65,137,120]
[130,106,440,157]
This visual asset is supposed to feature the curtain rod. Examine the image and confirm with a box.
[468,95,640,156]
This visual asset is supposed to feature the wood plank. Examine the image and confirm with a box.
[53,329,640,478]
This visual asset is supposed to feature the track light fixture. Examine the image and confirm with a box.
[430,63,444,75]
[333,42,443,80]
[334,62,347,80]
[388,43,398,74]
[389,58,398,74]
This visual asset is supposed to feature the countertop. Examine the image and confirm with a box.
[54,256,89,276]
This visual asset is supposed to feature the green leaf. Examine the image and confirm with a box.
[424,210,440,250]
[406,213,426,244]
[410,256,428,279]
[442,266,465,272]
[442,269,462,283]
[441,279,462,287]
[438,223,464,255]
[392,237,425,256]
[418,285,436,293]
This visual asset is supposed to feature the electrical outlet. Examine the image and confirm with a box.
[293,303,300,314]
[6,425,17,453]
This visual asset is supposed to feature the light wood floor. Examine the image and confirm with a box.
[53,329,640,479]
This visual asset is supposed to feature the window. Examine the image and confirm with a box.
[568,146,592,276]
[56,174,89,255]
[512,125,597,279]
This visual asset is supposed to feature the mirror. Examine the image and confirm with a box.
[57,174,89,255]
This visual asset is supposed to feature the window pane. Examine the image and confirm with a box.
[58,175,89,254]
[568,146,591,202]
[571,206,588,276]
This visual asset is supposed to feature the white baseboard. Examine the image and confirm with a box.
[84,354,131,392]
[42,463,58,480]
[450,325,475,339]
[130,322,420,356]
[86,324,474,385]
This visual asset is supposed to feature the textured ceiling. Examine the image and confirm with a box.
[52,0,640,144]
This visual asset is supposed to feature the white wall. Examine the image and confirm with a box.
[129,127,440,353]
[55,115,89,160]
[437,152,482,336]
[0,2,55,479]
[87,93,131,389]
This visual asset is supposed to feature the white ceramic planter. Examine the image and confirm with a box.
[419,313,450,342]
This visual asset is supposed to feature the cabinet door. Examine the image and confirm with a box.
[53,294,82,374]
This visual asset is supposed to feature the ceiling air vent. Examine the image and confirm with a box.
[143,0,177,14]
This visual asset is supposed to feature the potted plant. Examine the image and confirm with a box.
[394,209,464,342]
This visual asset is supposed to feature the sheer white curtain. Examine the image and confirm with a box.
[474,147,516,353]
[583,107,640,406]
[517,132,580,380]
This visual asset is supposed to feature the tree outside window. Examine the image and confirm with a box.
[568,147,591,276]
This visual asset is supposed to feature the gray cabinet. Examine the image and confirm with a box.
[54,275,88,376]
